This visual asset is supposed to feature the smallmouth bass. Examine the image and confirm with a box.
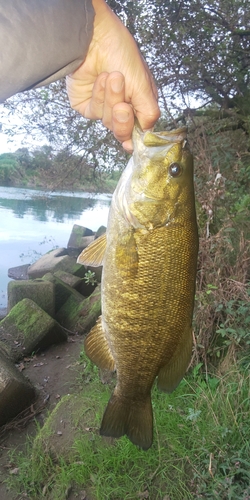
[77,125,198,450]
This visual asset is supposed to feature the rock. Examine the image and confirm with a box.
[67,225,95,256]
[27,248,86,279]
[0,350,35,426]
[94,225,106,239]
[56,284,101,335]
[42,273,87,313]
[0,299,67,362]
[8,264,30,280]
[8,280,55,316]
[53,270,96,298]
[53,271,83,289]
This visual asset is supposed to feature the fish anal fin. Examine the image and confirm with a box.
[84,317,115,371]
[77,233,106,267]
[100,391,153,451]
[115,231,138,278]
[157,327,193,393]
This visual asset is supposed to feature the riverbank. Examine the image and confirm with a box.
[0,175,118,194]
[0,153,122,195]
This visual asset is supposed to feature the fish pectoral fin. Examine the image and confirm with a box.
[77,233,107,267]
[115,231,138,278]
[100,391,153,451]
[84,316,115,371]
[157,327,193,393]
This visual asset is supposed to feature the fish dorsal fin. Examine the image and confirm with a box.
[157,326,193,393]
[77,233,107,267]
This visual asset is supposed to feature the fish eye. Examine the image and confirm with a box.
[169,162,182,177]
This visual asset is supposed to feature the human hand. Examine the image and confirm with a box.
[66,0,160,152]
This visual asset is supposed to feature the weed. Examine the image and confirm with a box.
[83,270,98,287]
[5,352,250,500]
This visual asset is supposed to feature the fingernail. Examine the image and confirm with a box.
[114,110,130,123]
[111,79,124,93]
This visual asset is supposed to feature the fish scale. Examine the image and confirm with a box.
[77,125,198,450]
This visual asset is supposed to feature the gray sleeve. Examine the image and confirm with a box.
[0,0,95,102]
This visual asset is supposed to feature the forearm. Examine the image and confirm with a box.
[0,0,95,102]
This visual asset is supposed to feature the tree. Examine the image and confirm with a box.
[1,0,249,169]
[1,80,128,177]
[112,0,250,114]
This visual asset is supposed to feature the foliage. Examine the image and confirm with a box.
[108,0,250,116]
[1,81,128,177]
[0,152,21,185]
[84,270,98,287]
[0,144,122,191]
[6,352,250,499]
[189,114,250,370]
[1,0,249,166]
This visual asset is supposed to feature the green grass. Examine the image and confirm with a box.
[6,353,250,500]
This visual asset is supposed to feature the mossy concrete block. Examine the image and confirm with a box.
[53,270,83,289]
[28,248,85,279]
[67,224,94,256]
[54,269,100,297]
[56,284,101,335]
[0,308,7,321]
[42,273,86,313]
[53,270,94,300]
[0,350,35,426]
[8,279,55,316]
[0,299,67,361]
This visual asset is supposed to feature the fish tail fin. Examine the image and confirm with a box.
[100,391,153,451]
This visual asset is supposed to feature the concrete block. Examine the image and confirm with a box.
[0,350,35,426]
[53,270,94,300]
[28,248,85,279]
[8,280,55,316]
[56,284,101,335]
[0,299,67,361]
[53,271,82,289]
[8,264,30,280]
[67,224,94,256]
[42,273,86,313]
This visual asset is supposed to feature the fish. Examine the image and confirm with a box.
[77,125,198,450]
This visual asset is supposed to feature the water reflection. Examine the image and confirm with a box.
[0,187,112,222]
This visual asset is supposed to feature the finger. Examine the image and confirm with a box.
[83,72,108,119]
[128,66,160,131]
[122,139,134,153]
[112,103,134,144]
[133,90,160,131]
[102,72,125,129]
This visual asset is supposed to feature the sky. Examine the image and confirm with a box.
[0,117,47,155]
[0,103,48,155]
[0,105,27,154]
[0,131,20,153]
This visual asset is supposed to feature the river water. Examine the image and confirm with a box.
[0,186,112,311]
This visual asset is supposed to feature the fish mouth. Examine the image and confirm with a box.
[141,127,188,148]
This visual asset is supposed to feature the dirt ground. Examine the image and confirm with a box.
[0,333,85,500]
